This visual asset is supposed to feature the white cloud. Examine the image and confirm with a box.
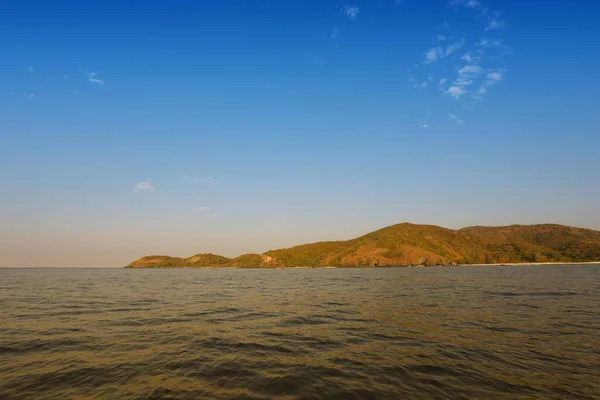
[182,176,215,183]
[424,39,464,64]
[445,39,465,56]
[450,0,480,8]
[342,5,359,20]
[453,78,473,87]
[416,1,509,105]
[475,39,502,48]
[474,71,504,98]
[134,181,154,192]
[27,66,35,73]
[80,69,105,85]
[446,65,485,92]
[451,0,507,37]
[408,75,433,88]
[424,47,441,63]
[444,86,468,99]
[194,206,211,214]
[487,72,503,81]
[461,52,478,63]
[87,72,104,85]
[458,65,484,77]
[485,19,506,31]
[448,113,464,124]
[420,124,430,129]
[26,94,36,98]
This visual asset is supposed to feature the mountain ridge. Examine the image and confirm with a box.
[125,223,600,268]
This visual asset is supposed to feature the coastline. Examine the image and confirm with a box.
[125,261,600,269]
[456,261,600,267]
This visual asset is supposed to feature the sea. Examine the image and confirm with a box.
[1,265,599,399]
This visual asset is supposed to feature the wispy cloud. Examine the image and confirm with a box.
[9,92,15,97]
[452,0,507,34]
[423,39,464,64]
[80,68,105,85]
[461,52,478,63]
[476,71,504,97]
[410,75,432,88]
[448,113,464,125]
[458,65,484,77]
[27,66,35,73]
[330,25,340,47]
[447,64,484,91]
[311,55,326,69]
[414,0,510,106]
[69,89,79,95]
[342,5,359,20]
[194,206,211,214]
[453,78,473,87]
[420,123,430,129]
[485,19,505,31]
[450,0,480,9]
[487,72,503,82]
[475,39,502,48]
[331,25,339,40]
[444,86,468,99]
[26,94,36,98]
[182,176,215,183]
[445,39,465,56]
[133,181,154,192]
[87,72,104,85]
[424,47,441,63]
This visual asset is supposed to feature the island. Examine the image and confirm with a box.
[125,223,600,268]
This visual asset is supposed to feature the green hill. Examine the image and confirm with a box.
[125,223,600,268]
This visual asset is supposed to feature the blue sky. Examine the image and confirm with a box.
[1,0,599,266]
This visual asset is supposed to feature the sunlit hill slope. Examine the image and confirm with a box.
[125,223,600,268]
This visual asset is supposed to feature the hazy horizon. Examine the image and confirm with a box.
[2,0,600,267]
[3,220,600,268]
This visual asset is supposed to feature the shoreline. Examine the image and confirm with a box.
[125,261,600,269]
[457,261,600,267]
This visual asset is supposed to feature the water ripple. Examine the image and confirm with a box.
[1,265,599,399]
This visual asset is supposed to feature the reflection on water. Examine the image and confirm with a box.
[1,265,599,399]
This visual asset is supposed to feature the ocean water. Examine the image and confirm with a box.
[1,265,599,399]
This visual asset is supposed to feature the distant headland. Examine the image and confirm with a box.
[125,223,600,268]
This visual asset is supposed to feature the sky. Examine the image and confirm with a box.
[1,0,600,267]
